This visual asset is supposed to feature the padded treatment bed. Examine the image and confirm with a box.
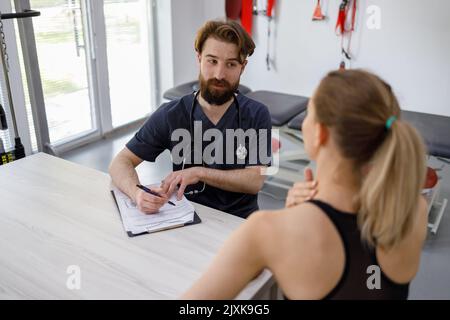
[402,110,450,234]
[244,91,310,190]
[287,110,307,131]
[402,110,450,159]
[163,80,252,101]
[286,109,450,159]
[245,90,309,127]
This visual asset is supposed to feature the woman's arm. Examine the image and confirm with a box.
[181,211,269,299]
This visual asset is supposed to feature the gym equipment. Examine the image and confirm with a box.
[0,9,40,164]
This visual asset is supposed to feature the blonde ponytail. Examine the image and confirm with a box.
[358,120,427,249]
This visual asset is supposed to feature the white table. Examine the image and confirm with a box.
[0,153,274,299]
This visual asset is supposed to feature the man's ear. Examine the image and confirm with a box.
[240,60,248,75]
[196,52,202,65]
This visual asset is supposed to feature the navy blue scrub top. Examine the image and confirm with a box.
[126,92,272,218]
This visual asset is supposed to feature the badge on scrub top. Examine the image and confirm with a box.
[236,144,247,160]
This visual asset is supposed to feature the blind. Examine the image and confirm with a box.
[11,0,38,152]
[12,18,38,152]
[0,59,14,152]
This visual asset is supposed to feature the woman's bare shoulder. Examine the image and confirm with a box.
[255,202,334,230]
[248,203,345,298]
[249,202,341,257]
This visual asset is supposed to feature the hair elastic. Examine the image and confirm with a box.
[385,116,397,130]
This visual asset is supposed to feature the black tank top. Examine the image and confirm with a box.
[285,199,409,300]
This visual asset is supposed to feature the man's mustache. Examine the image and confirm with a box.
[207,79,231,88]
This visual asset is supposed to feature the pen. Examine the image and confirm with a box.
[136,184,176,206]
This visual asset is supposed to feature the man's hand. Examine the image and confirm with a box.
[134,186,169,214]
[161,167,204,201]
[285,167,318,208]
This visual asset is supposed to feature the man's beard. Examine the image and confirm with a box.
[199,74,239,106]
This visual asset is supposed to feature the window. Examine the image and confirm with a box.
[104,0,153,127]
[9,0,159,154]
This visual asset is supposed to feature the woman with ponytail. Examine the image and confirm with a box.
[182,70,428,300]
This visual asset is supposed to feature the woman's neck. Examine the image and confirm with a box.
[314,148,361,213]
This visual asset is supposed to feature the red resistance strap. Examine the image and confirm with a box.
[267,0,276,18]
[336,0,358,35]
[241,0,276,36]
[241,0,253,36]
[336,0,357,67]
[226,0,242,20]
[350,0,357,31]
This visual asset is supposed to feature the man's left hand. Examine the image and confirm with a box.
[161,167,204,200]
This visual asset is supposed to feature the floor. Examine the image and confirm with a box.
[61,127,450,299]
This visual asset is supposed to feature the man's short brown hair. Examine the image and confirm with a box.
[194,20,255,64]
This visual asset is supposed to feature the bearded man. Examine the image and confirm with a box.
[109,20,271,218]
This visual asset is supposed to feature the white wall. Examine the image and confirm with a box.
[171,0,204,85]
[171,0,225,85]
[156,0,225,98]
[241,0,450,116]
[164,0,450,116]
[155,0,174,100]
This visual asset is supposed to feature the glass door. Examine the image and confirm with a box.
[30,0,97,144]
[104,0,153,128]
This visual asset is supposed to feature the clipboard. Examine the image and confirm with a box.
[111,190,202,237]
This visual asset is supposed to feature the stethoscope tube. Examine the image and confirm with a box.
[188,90,247,163]
[182,91,247,196]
